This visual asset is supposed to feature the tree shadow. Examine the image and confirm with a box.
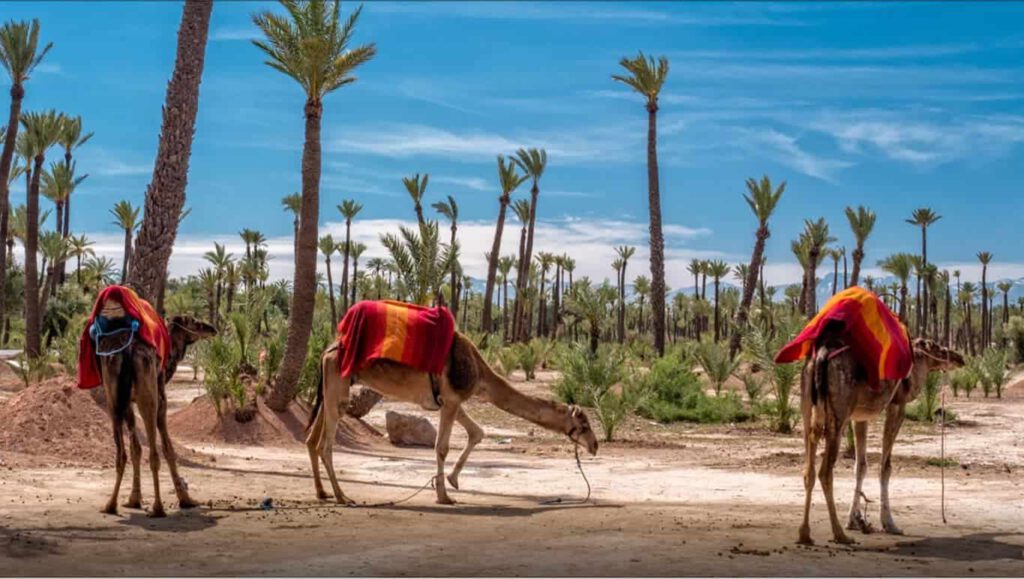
[885,532,1024,562]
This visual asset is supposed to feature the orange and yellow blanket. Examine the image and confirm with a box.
[336,300,456,377]
[774,286,912,388]
[77,285,171,390]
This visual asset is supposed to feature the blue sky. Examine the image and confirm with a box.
[6,1,1024,287]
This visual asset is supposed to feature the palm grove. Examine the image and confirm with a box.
[0,2,1018,436]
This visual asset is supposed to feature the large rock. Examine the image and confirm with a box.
[385,411,436,447]
[346,386,383,418]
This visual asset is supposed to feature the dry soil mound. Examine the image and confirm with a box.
[167,394,383,448]
[0,377,113,466]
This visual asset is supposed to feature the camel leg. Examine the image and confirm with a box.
[318,371,353,505]
[122,409,143,509]
[102,405,128,515]
[134,382,165,518]
[846,421,873,533]
[819,414,854,545]
[305,397,330,501]
[880,402,907,534]
[156,387,197,509]
[447,408,484,491]
[434,402,459,505]
[798,389,819,545]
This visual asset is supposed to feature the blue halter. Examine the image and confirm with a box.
[89,316,141,357]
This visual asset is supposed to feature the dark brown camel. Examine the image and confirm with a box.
[799,334,964,545]
[95,301,216,517]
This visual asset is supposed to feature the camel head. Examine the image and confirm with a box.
[168,316,218,348]
[911,337,965,372]
[567,405,599,456]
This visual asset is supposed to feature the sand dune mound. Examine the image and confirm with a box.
[167,394,383,448]
[0,377,114,467]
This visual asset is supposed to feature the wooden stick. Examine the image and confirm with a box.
[941,390,947,524]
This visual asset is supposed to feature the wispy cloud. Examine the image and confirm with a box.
[433,175,490,192]
[671,44,980,62]
[734,128,852,182]
[34,62,64,75]
[210,27,259,42]
[93,160,151,177]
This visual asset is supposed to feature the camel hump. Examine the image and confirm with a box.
[447,334,479,394]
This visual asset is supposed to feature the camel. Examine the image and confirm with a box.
[798,332,964,545]
[306,331,600,505]
[95,300,217,517]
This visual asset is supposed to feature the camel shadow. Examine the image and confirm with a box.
[115,509,221,533]
[373,501,623,518]
[887,532,1024,562]
[0,525,121,559]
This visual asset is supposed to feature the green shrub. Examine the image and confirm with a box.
[495,347,519,378]
[741,325,800,433]
[1007,316,1024,364]
[514,341,543,380]
[739,369,764,404]
[631,355,749,424]
[951,365,978,398]
[553,344,626,406]
[975,350,1009,398]
[907,371,942,422]
[590,382,648,442]
[696,341,739,396]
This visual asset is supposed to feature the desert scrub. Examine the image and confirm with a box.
[742,325,800,433]
[1006,316,1024,363]
[907,371,942,422]
[696,341,739,396]
[554,344,627,406]
[976,349,1010,398]
[951,365,978,398]
[590,382,648,442]
[632,355,749,424]
[495,347,519,378]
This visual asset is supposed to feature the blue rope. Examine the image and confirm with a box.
[90,318,140,357]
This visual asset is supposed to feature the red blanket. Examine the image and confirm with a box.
[775,286,912,388]
[336,300,455,377]
[77,285,171,390]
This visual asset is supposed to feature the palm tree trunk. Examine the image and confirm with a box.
[714,278,722,342]
[831,259,839,296]
[850,246,864,287]
[126,0,212,305]
[449,223,458,323]
[341,219,351,311]
[0,81,24,342]
[481,198,508,334]
[325,257,336,324]
[729,227,767,358]
[120,228,131,283]
[981,266,988,351]
[268,97,322,412]
[59,185,71,285]
[350,259,359,305]
[24,156,44,358]
[502,278,508,342]
[645,103,666,356]
[618,265,626,344]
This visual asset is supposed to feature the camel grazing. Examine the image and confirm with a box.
[306,331,600,505]
[798,334,964,545]
[94,300,216,517]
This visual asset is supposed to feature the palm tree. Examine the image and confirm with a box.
[127,0,213,310]
[67,233,94,283]
[633,275,651,334]
[223,261,240,313]
[906,207,941,335]
[19,109,63,358]
[402,173,428,226]
[879,253,915,322]
[565,279,609,355]
[282,192,301,258]
[798,218,835,316]
[41,160,86,244]
[997,280,1012,326]
[960,281,978,355]
[203,241,232,325]
[729,175,784,357]
[845,205,876,287]
[512,147,547,343]
[432,195,460,319]
[614,245,636,343]
[56,115,91,242]
[37,230,68,312]
[706,260,731,342]
[0,19,51,336]
[349,241,366,305]
[535,252,554,338]
[337,199,362,311]
[510,198,531,340]
[380,222,456,306]
[482,156,526,333]
[319,234,338,323]
[254,0,376,411]
[613,51,669,356]
[829,248,842,296]
[497,255,516,341]
[977,251,993,349]
[109,200,141,283]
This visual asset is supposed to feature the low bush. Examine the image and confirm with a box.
[696,341,739,396]
[590,381,648,442]
[553,344,627,407]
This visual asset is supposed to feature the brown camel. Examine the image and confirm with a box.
[798,333,964,545]
[95,301,216,517]
[306,332,600,505]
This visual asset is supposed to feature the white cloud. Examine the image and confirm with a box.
[734,128,852,182]
[34,62,63,75]
[210,28,259,42]
[433,175,490,192]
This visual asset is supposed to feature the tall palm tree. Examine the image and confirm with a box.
[511,198,530,340]
[319,234,338,324]
[906,207,941,335]
[109,200,141,283]
[497,255,516,342]
[19,109,62,358]
[829,248,842,296]
[706,260,730,342]
[349,241,366,305]
[613,51,669,356]
[41,160,86,244]
[202,241,232,325]
[37,230,68,313]
[960,281,978,355]
[512,147,547,343]
[432,194,460,319]
[633,274,651,334]
[997,280,1013,327]
[402,173,428,226]
[55,115,92,285]
[535,252,554,338]
[798,218,834,316]
[337,199,362,311]
[381,222,456,306]
[879,253,915,322]
[977,251,992,349]
[615,245,636,343]
[845,205,876,288]
[729,175,784,357]
[282,192,301,258]
[482,156,526,333]
[68,233,94,283]
[0,19,51,343]
[254,0,375,411]
[127,0,213,310]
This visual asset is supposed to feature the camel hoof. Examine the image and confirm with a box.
[446,474,459,490]
[436,496,456,505]
[317,490,332,501]
[123,499,142,509]
[847,513,875,534]
[797,535,814,546]
[178,497,199,510]
[150,505,167,518]
[101,503,119,516]
[832,533,856,545]
[335,495,356,507]
[883,525,904,536]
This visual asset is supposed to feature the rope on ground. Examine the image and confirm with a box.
[356,476,438,508]
[941,390,947,524]
[540,443,591,505]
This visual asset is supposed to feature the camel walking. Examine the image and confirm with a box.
[798,335,964,545]
[94,300,216,517]
[306,332,599,505]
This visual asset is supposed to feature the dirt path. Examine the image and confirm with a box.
[1,373,1022,576]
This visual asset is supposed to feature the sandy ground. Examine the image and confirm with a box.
[1,369,1023,576]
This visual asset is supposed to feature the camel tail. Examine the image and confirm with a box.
[114,349,135,422]
[811,345,829,409]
